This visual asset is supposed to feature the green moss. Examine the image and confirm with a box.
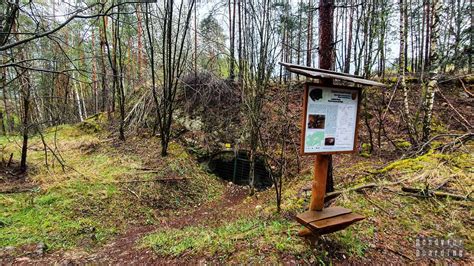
[388,76,398,83]
[77,120,101,134]
[394,139,412,149]
[430,116,448,134]
[375,150,443,174]
[360,143,372,157]
[464,75,474,83]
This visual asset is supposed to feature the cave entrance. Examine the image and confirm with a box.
[208,150,273,190]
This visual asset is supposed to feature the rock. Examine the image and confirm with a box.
[255,205,262,211]
[16,257,31,262]
[177,115,203,131]
[35,242,47,256]
[0,246,14,257]
[60,259,73,266]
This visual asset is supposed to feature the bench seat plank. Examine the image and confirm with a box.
[295,206,352,225]
[308,213,365,235]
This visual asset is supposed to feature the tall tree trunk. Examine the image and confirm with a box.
[99,16,108,112]
[409,0,415,72]
[353,4,362,75]
[297,0,302,68]
[74,73,84,122]
[420,0,425,73]
[404,0,409,72]
[399,0,414,143]
[469,0,473,73]
[319,0,334,193]
[363,0,374,78]
[422,0,430,79]
[194,1,198,77]
[237,0,242,81]
[20,74,30,172]
[229,0,236,80]
[344,0,353,73]
[136,3,143,83]
[306,0,313,67]
[0,54,8,135]
[116,3,125,141]
[422,0,441,143]
[453,0,462,71]
[91,28,99,114]
[378,3,387,79]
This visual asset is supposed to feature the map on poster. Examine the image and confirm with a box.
[303,86,359,153]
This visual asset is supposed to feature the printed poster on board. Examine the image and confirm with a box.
[303,86,359,153]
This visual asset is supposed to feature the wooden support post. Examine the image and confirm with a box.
[310,155,329,211]
[298,155,329,237]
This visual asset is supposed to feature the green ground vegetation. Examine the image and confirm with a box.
[1,119,471,262]
[143,147,473,262]
[0,119,223,251]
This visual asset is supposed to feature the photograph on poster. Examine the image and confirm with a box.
[324,137,335,146]
[303,85,360,154]
[308,114,325,129]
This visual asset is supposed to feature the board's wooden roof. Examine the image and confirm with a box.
[279,62,386,87]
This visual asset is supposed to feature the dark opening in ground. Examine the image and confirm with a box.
[207,150,273,190]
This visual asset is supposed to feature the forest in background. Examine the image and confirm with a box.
[0,0,472,172]
[0,0,473,263]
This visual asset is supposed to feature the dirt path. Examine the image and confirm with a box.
[2,183,250,265]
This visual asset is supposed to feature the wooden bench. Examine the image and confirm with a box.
[295,206,364,235]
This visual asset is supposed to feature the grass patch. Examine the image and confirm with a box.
[142,216,307,259]
[0,180,142,250]
[142,212,371,263]
[0,123,224,251]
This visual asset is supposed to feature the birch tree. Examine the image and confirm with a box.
[399,0,414,144]
[421,0,441,143]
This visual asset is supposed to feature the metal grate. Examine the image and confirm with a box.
[208,150,272,189]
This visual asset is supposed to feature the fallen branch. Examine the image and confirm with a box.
[381,245,414,261]
[324,183,378,201]
[135,170,162,174]
[0,186,39,194]
[412,133,473,156]
[103,177,188,184]
[433,179,451,190]
[126,187,141,200]
[401,187,471,201]
[438,133,473,153]
[459,78,473,97]
[363,193,393,217]
[436,85,472,129]
[301,182,401,201]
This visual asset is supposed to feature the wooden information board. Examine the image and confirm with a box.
[301,84,361,155]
